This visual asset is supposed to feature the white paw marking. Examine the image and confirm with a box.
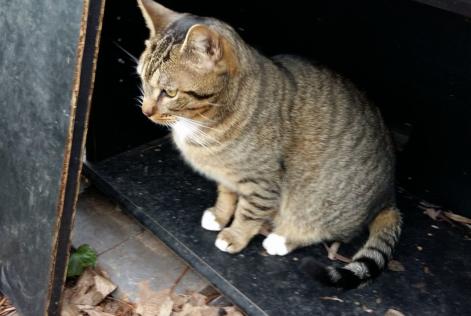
[262,233,289,256]
[201,210,222,231]
[215,238,229,252]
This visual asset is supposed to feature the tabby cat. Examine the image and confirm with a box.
[136,0,402,288]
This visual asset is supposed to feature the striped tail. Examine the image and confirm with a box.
[301,207,402,289]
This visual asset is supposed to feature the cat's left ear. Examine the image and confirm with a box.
[137,0,179,37]
[180,24,235,73]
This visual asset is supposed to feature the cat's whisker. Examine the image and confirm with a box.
[195,128,221,145]
[177,116,221,132]
[138,85,145,96]
[206,102,223,107]
[175,117,222,149]
[197,112,216,122]
[134,96,144,108]
[113,41,139,65]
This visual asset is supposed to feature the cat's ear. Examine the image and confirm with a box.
[180,24,226,73]
[137,0,179,37]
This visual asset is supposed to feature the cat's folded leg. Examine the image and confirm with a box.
[262,216,324,256]
[215,195,276,253]
[201,184,238,231]
[262,233,296,256]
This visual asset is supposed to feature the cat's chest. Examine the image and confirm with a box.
[172,120,199,148]
[171,123,237,190]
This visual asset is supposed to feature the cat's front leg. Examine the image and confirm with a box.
[201,184,238,231]
[215,194,276,253]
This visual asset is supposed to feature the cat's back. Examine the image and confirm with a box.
[270,54,394,182]
[271,54,388,142]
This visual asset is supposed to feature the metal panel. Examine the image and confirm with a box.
[0,0,105,315]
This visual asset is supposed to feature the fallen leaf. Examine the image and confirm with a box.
[387,260,405,272]
[0,294,16,316]
[443,211,471,225]
[319,296,344,302]
[422,207,441,221]
[136,282,174,316]
[198,286,220,304]
[177,305,243,316]
[69,269,117,306]
[86,311,115,316]
[173,305,220,316]
[363,305,374,313]
[68,245,97,278]
[98,297,136,316]
[412,282,426,291]
[188,292,207,307]
[224,306,244,316]
[385,308,405,316]
[323,243,352,263]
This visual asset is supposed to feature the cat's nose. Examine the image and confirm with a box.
[142,106,155,117]
[142,99,156,117]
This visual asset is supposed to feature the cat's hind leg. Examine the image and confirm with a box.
[262,214,328,256]
[201,184,237,231]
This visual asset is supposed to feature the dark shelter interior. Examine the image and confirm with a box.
[84,0,471,315]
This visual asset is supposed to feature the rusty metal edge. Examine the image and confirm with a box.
[44,0,107,315]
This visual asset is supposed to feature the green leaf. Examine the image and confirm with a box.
[67,253,84,278]
[67,244,97,278]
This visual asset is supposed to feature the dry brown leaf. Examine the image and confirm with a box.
[136,282,174,316]
[172,305,216,316]
[85,311,115,316]
[385,308,405,316]
[422,207,442,221]
[443,211,471,225]
[0,295,15,316]
[171,295,191,313]
[363,305,374,313]
[319,296,344,302]
[60,302,81,316]
[224,306,244,316]
[187,293,207,307]
[323,243,352,263]
[387,260,405,272]
[99,297,136,316]
[69,269,117,306]
[173,305,239,316]
[0,307,16,315]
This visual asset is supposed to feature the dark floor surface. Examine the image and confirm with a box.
[84,137,471,316]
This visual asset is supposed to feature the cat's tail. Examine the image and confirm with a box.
[300,207,402,289]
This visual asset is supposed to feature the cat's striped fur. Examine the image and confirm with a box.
[136,0,402,288]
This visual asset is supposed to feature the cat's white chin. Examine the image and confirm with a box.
[263,233,289,256]
[201,210,222,231]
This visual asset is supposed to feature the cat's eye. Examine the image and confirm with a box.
[163,89,178,98]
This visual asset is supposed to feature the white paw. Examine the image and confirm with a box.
[215,238,229,252]
[201,210,222,231]
[262,233,289,256]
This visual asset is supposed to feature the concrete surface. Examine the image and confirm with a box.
[72,187,209,301]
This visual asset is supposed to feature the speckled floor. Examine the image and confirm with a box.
[72,186,209,301]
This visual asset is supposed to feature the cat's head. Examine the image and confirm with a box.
[136,0,239,126]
